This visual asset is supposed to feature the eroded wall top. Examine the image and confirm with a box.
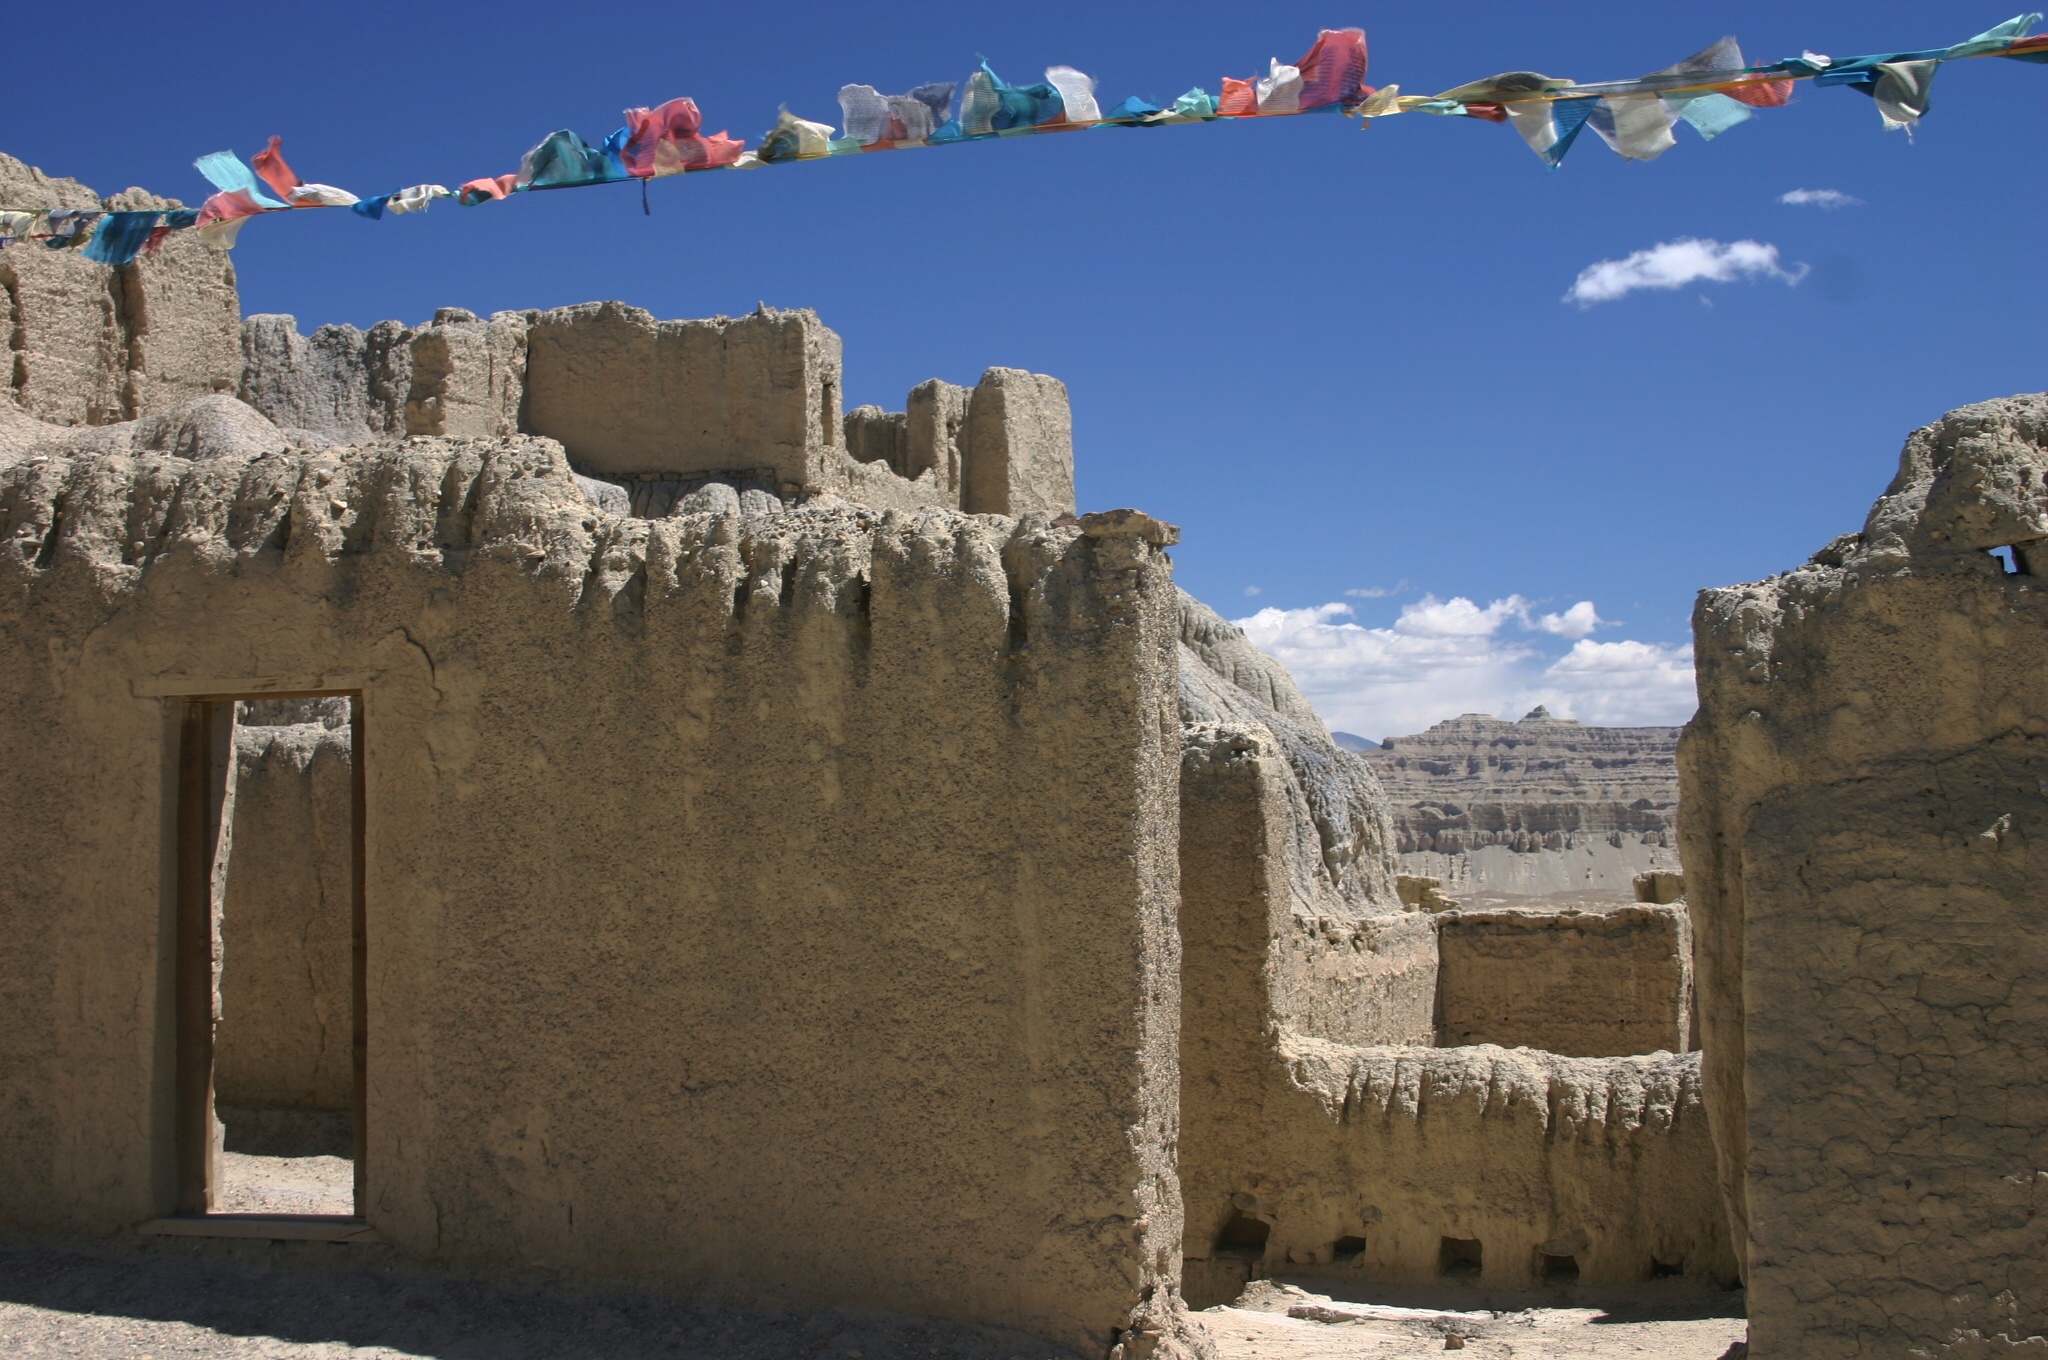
[0,153,242,425]
[1682,391,2048,1359]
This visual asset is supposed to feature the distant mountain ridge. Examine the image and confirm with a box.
[1356,706,1681,900]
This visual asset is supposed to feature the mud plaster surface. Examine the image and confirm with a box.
[0,1254,1747,1359]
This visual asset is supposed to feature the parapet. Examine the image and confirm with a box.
[234,303,1078,519]
[1434,904,1693,1056]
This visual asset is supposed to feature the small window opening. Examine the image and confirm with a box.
[1214,1211,1271,1257]
[1651,1257,1684,1279]
[1438,1236,1483,1280]
[1332,1235,1367,1262]
[1540,1251,1580,1282]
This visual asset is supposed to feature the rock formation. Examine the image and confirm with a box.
[1683,393,2048,1358]
[1360,708,1681,901]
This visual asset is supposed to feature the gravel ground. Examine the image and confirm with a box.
[1209,1280,1748,1359]
[0,1241,1747,1360]
[216,1154,353,1217]
[0,1239,1074,1359]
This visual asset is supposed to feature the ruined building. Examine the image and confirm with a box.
[1684,394,2048,1359]
[1361,708,1682,902]
[0,147,1855,1358]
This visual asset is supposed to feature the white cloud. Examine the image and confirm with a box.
[1242,585,1262,597]
[1565,237,1807,306]
[1779,188,1862,209]
[1395,593,1529,637]
[1234,596,1695,741]
[1534,600,1603,639]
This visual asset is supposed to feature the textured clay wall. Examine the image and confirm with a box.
[0,439,1201,1357]
[1434,906,1691,1057]
[214,716,355,1113]
[1176,730,1733,1307]
[239,303,1077,520]
[0,154,242,425]
[1683,394,2048,1359]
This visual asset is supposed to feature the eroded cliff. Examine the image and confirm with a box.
[1362,708,1681,901]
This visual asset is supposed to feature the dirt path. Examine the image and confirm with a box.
[1208,1281,1747,1358]
[0,1242,1745,1359]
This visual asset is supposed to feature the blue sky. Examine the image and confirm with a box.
[7,2,2042,738]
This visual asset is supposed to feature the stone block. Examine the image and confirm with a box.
[523,302,842,489]
[240,315,413,442]
[906,378,970,501]
[963,368,1076,517]
[1633,870,1685,904]
[216,716,354,1113]
[1684,393,2048,1357]
[1434,905,1691,1056]
[104,189,243,417]
[404,308,528,439]
[841,404,908,476]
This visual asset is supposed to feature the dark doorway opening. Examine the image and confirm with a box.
[169,692,364,1229]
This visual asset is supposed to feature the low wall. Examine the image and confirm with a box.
[0,438,1196,1357]
[1434,906,1691,1056]
[1177,723,1731,1308]
[1262,1041,1735,1293]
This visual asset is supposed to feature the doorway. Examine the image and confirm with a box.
[170,692,365,1224]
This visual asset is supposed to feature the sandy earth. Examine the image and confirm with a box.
[1208,1281,1747,1358]
[217,1154,354,1217]
[0,1241,1746,1359]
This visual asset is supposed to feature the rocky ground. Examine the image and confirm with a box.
[0,1240,1746,1359]
[1208,1281,1746,1358]
[217,1154,354,1217]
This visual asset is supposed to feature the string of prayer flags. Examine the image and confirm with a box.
[249,136,360,207]
[351,185,451,220]
[7,16,2046,262]
[619,98,746,177]
[837,84,956,146]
